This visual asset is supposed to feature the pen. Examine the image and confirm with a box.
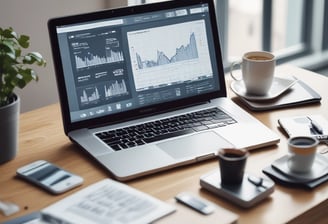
[316,135,328,141]
[307,116,323,134]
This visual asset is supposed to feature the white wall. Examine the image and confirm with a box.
[0,0,127,112]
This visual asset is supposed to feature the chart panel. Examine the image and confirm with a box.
[67,28,131,110]
[127,20,213,91]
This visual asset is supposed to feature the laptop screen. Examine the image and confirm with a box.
[48,0,226,132]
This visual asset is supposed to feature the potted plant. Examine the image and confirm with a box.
[0,27,46,164]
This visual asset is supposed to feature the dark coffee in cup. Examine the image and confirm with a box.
[288,136,318,173]
[246,55,272,61]
[230,51,275,95]
[218,148,249,185]
[223,153,242,158]
[289,137,317,146]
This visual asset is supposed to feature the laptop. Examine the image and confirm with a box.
[48,0,279,181]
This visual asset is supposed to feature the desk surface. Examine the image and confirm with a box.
[1,65,327,223]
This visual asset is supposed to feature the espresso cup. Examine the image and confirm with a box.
[217,148,249,185]
[230,51,276,96]
[287,136,319,173]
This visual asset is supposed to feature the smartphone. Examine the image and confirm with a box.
[16,160,83,194]
[175,192,215,215]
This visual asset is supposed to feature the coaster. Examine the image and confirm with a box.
[262,165,328,189]
[271,154,328,182]
[200,169,274,208]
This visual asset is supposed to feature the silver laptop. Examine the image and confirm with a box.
[48,0,279,181]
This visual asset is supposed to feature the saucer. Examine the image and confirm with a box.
[271,154,328,182]
[263,165,328,188]
[230,77,298,101]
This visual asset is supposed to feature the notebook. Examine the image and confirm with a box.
[48,0,279,181]
[234,79,321,111]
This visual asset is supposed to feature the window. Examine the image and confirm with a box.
[131,0,328,72]
[271,0,305,52]
[223,0,310,68]
[227,0,263,60]
[323,2,328,50]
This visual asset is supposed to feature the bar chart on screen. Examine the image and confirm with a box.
[104,80,129,98]
[74,50,124,70]
[69,30,124,71]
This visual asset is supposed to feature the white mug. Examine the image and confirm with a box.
[230,51,276,96]
[287,136,319,173]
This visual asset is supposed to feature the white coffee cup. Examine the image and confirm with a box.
[287,136,319,173]
[230,51,276,96]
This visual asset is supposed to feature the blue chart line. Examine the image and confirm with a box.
[136,33,198,69]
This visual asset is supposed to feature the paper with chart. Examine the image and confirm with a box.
[41,179,175,224]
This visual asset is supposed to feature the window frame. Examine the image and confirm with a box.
[322,1,328,50]
[136,0,328,72]
[218,0,316,71]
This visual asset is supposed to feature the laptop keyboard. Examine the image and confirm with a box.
[95,108,236,151]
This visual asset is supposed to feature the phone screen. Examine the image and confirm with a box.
[17,160,83,194]
[24,162,71,187]
[175,193,215,215]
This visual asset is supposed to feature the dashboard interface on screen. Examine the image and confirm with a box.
[55,3,220,123]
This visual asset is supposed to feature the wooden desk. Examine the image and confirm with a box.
[1,65,327,223]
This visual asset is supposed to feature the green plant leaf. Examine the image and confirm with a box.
[23,52,46,66]
[6,52,16,60]
[16,76,28,89]
[0,26,46,106]
[3,75,15,93]
[15,48,22,58]
[4,60,18,72]
[31,69,38,81]
[18,35,30,48]
[2,27,16,39]
[0,41,16,54]
[33,52,46,66]
[16,68,36,88]
[23,55,32,63]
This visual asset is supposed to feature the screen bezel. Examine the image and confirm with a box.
[48,0,226,134]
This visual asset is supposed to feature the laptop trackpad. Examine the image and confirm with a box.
[157,131,233,159]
